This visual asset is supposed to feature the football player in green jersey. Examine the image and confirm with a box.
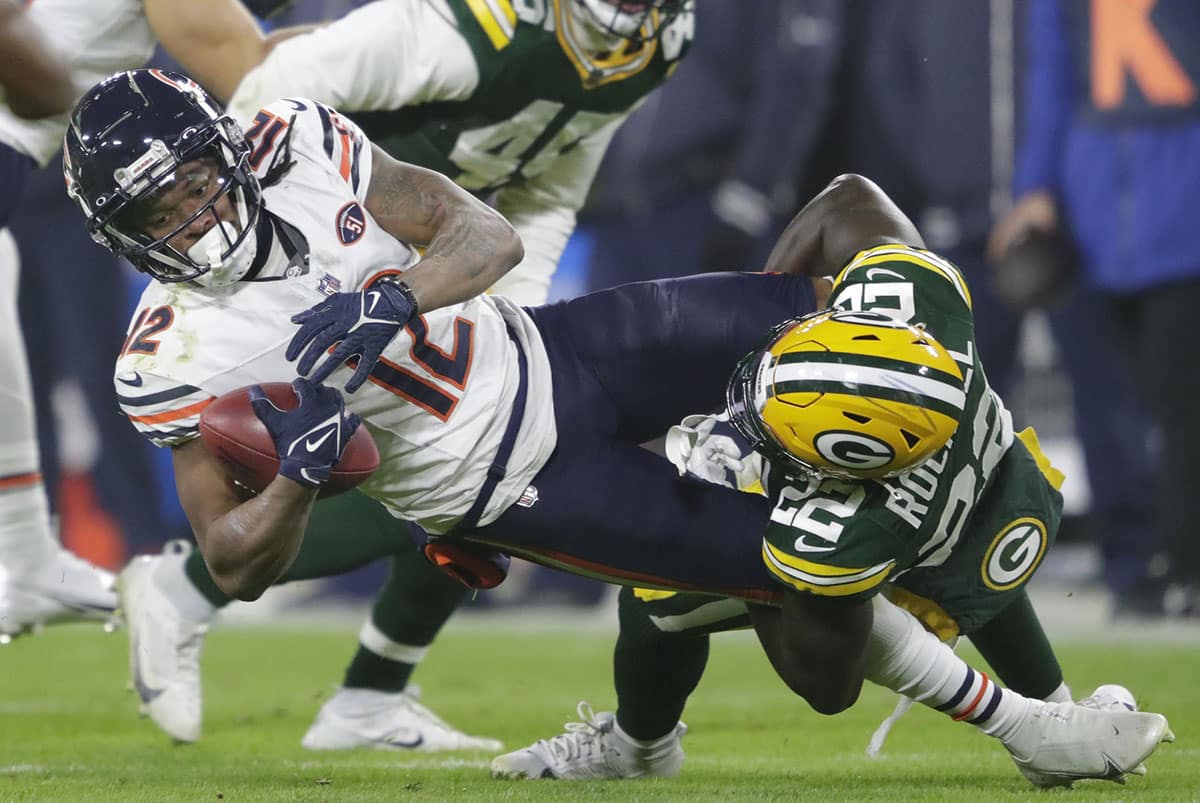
[493,174,1174,787]
[118,0,694,751]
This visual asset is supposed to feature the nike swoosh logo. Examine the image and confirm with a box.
[371,732,424,749]
[305,429,335,452]
[866,267,906,281]
[791,534,837,553]
[117,372,144,387]
[131,636,166,703]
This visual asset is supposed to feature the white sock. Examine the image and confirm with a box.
[153,555,216,622]
[358,619,429,665]
[1043,681,1072,703]
[0,230,59,572]
[865,596,1034,743]
[0,483,59,570]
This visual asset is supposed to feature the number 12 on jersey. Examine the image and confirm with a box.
[355,315,475,423]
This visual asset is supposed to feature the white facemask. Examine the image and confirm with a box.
[574,0,646,42]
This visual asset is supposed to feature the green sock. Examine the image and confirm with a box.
[613,587,714,741]
[344,549,469,692]
[182,489,414,608]
[969,589,1064,699]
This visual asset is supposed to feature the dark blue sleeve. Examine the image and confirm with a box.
[1012,0,1074,196]
[723,0,847,216]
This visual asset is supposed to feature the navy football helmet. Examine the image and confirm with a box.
[63,69,262,285]
[575,0,691,43]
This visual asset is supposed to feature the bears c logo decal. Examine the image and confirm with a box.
[981,517,1048,591]
[336,202,367,245]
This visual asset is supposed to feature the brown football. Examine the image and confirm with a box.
[199,383,379,498]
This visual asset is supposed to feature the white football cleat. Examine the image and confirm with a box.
[0,547,118,643]
[118,543,211,743]
[1079,684,1137,712]
[302,686,503,752]
[491,701,686,780]
[1006,686,1173,788]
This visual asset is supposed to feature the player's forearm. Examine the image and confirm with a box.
[763,174,924,278]
[146,0,268,104]
[372,168,524,312]
[0,1,75,119]
[203,478,316,601]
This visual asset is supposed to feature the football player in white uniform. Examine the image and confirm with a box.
[126,0,695,751]
[66,75,1172,789]
[0,0,310,642]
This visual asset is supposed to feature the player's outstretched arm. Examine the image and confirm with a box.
[171,439,317,601]
[364,146,524,314]
[0,0,75,119]
[747,590,874,715]
[763,173,925,278]
[170,380,358,601]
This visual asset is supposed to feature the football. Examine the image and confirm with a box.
[199,383,379,498]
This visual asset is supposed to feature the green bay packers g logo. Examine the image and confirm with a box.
[814,431,895,472]
[981,517,1048,591]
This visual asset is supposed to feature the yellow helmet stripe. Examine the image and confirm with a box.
[772,362,967,413]
[837,244,972,308]
[762,541,894,596]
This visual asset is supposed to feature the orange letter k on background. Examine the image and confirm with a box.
[1091,0,1197,109]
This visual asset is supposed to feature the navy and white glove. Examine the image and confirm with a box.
[287,279,418,393]
[249,377,361,488]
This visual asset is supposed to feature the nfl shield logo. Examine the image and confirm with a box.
[317,273,342,296]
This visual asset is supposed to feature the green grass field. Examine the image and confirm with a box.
[1,620,1196,802]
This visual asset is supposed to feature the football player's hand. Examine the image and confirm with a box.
[249,377,361,488]
[287,280,418,393]
[986,190,1057,263]
[665,412,764,491]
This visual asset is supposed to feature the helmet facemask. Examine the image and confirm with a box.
[63,71,267,287]
[69,111,260,286]
[572,0,688,43]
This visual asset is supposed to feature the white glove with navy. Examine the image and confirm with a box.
[665,412,765,492]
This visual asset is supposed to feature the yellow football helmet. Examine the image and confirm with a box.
[726,309,966,480]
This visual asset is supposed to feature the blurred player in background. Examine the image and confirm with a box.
[0,0,311,643]
[0,0,114,642]
[122,0,695,751]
